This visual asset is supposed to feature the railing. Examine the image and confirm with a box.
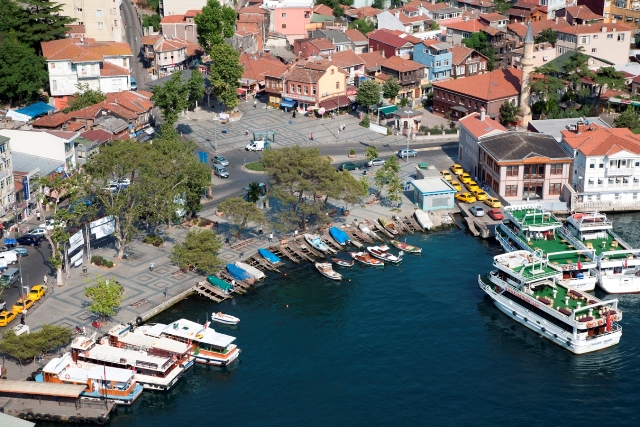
[496,231,519,252]
[556,227,587,250]
[523,174,545,180]
[499,224,532,252]
[606,167,634,176]
[575,201,640,212]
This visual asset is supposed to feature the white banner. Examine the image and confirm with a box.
[90,216,115,239]
[70,249,84,266]
[68,230,84,253]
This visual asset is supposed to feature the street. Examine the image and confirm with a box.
[121,0,147,91]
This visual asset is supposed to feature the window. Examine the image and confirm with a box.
[550,164,563,174]
[96,9,102,17]
[618,34,625,41]
[304,86,308,95]
[98,22,103,29]
[635,193,639,200]
[435,60,442,67]
[598,178,603,185]
[290,84,294,92]
[281,13,286,17]
[312,86,316,95]
[588,179,594,186]
[607,34,613,39]
[336,81,340,89]
[579,36,589,44]
[592,48,597,53]
[297,84,301,94]
[635,162,640,167]
[505,185,518,197]
[589,162,595,169]
[304,11,310,18]
[635,177,640,184]
[331,69,334,75]
[549,183,562,195]
[52,80,57,91]
[599,163,604,168]
[506,165,519,177]
[608,178,614,184]
[76,7,82,11]
[624,177,629,183]
[444,59,450,66]
[282,24,286,29]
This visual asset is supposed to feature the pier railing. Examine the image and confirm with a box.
[130,287,195,325]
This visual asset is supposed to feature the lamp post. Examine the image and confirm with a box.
[17,254,26,316]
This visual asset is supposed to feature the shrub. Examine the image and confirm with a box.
[143,234,163,247]
[349,148,356,155]
[198,218,214,227]
[91,255,114,268]
[360,114,370,128]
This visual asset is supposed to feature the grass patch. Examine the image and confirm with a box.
[245,161,265,172]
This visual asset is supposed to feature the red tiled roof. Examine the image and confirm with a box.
[66,121,86,132]
[309,38,336,50]
[241,53,289,81]
[482,26,502,36]
[285,67,325,83]
[344,29,368,43]
[161,14,185,24]
[557,22,631,34]
[367,29,415,48]
[345,6,382,17]
[31,112,70,128]
[445,19,487,33]
[511,1,539,10]
[450,45,474,65]
[561,126,640,156]
[184,9,202,17]
[434,68,522,101]
[80,129,114,143]
[565,5,603,21]
[459,112,506,139]
[358,51,386,70]
[41,39,133,62]
[419,2,448,11]
[479,13,508,22]
[65,24,85,34]
[100,61,129,77]
[238,6,267,15]
[381,55,424,72]
[313,4,334,16]
[382,29,423,45]
[330,50,365,68]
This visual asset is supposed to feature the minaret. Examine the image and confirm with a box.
[519,21,534,128]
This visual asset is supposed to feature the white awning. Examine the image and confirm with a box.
[144,127,155,135]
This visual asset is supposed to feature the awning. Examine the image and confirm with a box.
[319,95,352,111]
[451,105,469,113]
[236,88,247,94]
[378,105,398,115]
[421,83,432,89]
[280,99,296,108]
[144,127,155,135]
[15,101,55,119]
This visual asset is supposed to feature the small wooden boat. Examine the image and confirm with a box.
[304,233,330,252]
[367,245,402,264]
[414,210,433,230]
[259,248,281,264]
[390,240,422,254]
[332,257,355,267]
[315,262,342,281]
[359,221,381,240]
[226,263,255,285]
[329,226,350,245]
[350,251,384,267]
[379,217,398,235]
[235,261,265,280]
[211,312,240,325]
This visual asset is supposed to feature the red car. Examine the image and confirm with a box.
[487,209,504,220]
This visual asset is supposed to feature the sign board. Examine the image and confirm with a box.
[90,216,115,239]
[68,229,84,253]
[70,249,84,267]
[199,152,208,164]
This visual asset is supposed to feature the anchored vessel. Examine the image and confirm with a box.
[315,262,342,281]
[304,234,330,252]
[478,250,622,354]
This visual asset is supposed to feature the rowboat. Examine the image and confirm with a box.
[304,234,330,252]
[390,240,422,254]
[211,312,240,325]
[315,262,342,281]
[226,264,255,285]
[259,248,281,264]
[379,217,398,235]
[329,226,350,245]
[350,251,384,267]
[414,210,433,230]
[235,261,265,281]
[332,257,354,267]
[367,245,402,264]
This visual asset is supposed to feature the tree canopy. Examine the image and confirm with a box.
[382,78,401,101]
[152,72,190,126]
[613,108,640,134]
[218,197,265,237]
[186,69,205,110]
[499,101,519,124]
[209,44,243,111]
[142,14,161,32]
[356,79,381,110]
[0,34,48,106]
[594,67,626,109]
[195,0,237,53]
[0,325,73,363]
[462,32,495,70]
[365,146,379,162]
[349,18,375,35]
[84,276,124,320]
[12,0,75,53]
[171,229,223,275]
[63,84,107,113]
[535,28,558,45]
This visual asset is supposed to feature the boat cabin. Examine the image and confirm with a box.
[108,324,192,364]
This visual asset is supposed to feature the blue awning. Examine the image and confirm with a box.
[15,102,55,119]
[280,99,296,108]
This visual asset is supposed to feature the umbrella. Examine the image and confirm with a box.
[4,238,17,245]
[318,107,326,115]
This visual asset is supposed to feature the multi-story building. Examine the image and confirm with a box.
[344,29,369,54]
[160,10,201,44]
[445,18,517,68]
[160,0,233,17]
[378,56,427,100]
[309,29,352,52]
[505,2,546,24]
[241,53,289,97]
[458,109,507,179]
[451,46,489,78]
[294,38,336,58]
[331,50,365,85]
[455,0,497,14]
[41,38,133,109]
[377,6,432,34]
[0,129,77,173]
[579,0,640,31]
[141,35,202,79]
[555,21,632,65]
[0,135,15,222]
[413,41,453,82]
[58,0,123,42]
[265,0,314,43]
[368,30,416,59]
[281,61,348,111]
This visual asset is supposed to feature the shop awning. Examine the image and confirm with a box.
[280,98,296,108]
[319,95,352,111]
[378,105,398,115]
[451,105,468,113]
[237,88,247,94]
[421,83,432,89]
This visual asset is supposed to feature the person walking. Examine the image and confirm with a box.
[268,233,273,242]
[36,210,40,221]
[310,133,314,141]
[253,100,257,108]
[149,262,155,272]
[43,275,48,287]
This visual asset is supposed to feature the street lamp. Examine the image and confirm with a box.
[17,254,25,316]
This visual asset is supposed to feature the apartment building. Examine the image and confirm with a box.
[265,0,314,43]
[0,135,15,222]
[413,41,453,82]
[160,10,201,44]
[282,61,348,111]
[58,0,123,42]
[579,0,640,31]
[141,35,202,78]
[378,56,427,100]
[451,46,489,78]
[555,22,632,65]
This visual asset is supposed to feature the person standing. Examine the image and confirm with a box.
[268,233,273,242]
[310,133,313,141]
[43,275,48,287]
[254,100,257,108]
[36,210,40,221]
[149,262,155,272]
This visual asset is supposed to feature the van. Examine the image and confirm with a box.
[246,140,269,151]
[130,76,137,90]
[0,268,20,288]
[213,164,229,178]
[0,250,17,266]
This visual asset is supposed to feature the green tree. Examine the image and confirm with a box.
[14,0,75,53]
[0,34,48,106]
[374,156,400,195]
[84,275,124,320]
[356,79,380,111]
[171,229,223,274]
[382,77,401,101]
[535,28,558,45]
[209,44,243,111]
[387,175,403,208]
[365,146,379,162]
[142,14,161,31]
[63,83,107,112]
[186,69,205,110]
[613,107,640,133]
[499,100,519,124]
[152,72,188,126]
[218,197,265,237]
[0,0,21,36]
[594,67,627,110]
[560,48,594,97]
[349,18,375,35]
[531,63,565,100]
[372,0,386,8]
[195,0,237,52]
[462,32,496,70]
[246,182,263,203]
[0,325,73,363]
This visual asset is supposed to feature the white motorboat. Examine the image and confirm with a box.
[211,312,240,325]
[304,233,330,252]
[235,261,265,281]
[367,245,402,264]
[414,210,433,230]
[315,262,342,281]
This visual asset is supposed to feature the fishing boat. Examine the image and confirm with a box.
[304,233,330,252]
[211,312,240,325]
[350,251,384,267]
[259,248,281,264]
[207,275,235,293]
[139,319,240,367]
[390,240,422,254]
[235,261,265,281]
[329,226,350,245]
[478,250,622,354]
[315,262,343,281]
[332,257,355,267]
[378,217,398,235]
[367,245,403,264]
[226,263,255,285]
[36,352,143,405]
[414,210,433,230]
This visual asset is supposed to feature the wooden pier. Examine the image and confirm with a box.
[218,270,250,293]
[403,215,422,232]
[246,255,281,272]
[345,227,374,244]
[321,234,343,252]
[371,219,395,238]
[290,240,322,260]
[270,243,303,263]
[192,281,230,302]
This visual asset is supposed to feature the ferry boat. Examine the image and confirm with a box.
[36,352,143,405]
[71,333,187,391]
[139,319,240,367]
[478,250,622,354]
[496,203,597,291]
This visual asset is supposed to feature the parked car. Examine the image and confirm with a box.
[487,209,504,220]
[213,164,229,178]
[339,162,360,171]
[459,173,472,184]
[0,268,20,287]
[397,149,417,158]
[118,178,131,188]
[39,219,66,231]
[466,181,480,192]
[13,247,28,257]
[28,228,46,239]
[450,180,462,192]
[0,310,16,327]
[440,170,452,181]
[16,235,40,246]
[367,158,385,167]
[212,156,229,166]
[473,189,488,201]
[68,196,96,213]
[28,284,48,302]
[455,192,477,203]
[0,251,18,265]
[470,206,485,217]
[12,298,35,314]
[130,76,137,90]
[485,197,503,208]
[451,164,464,175]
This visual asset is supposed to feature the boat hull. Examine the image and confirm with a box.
[597,272,640,293]
[558,276,597,292]
[80,385,143,406]
[192,347,240,366]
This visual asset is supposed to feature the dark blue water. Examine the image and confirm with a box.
[109,224,640,426]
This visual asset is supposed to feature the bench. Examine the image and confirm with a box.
[130,298,148,308]
[230,238,255,250]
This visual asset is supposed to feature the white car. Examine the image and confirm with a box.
[29,228,47,238]
[469,206,485,217]
[39,219,66,231]
[367,158,385,167]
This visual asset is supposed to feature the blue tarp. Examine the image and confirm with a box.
[280,99,296,108]
[329,227,349,245]
[259,248,281,264]
[15,102,55,119]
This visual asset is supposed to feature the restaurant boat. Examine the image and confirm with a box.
[389,240,422,254]
[36,352,143,405]
[235,261,265,281]
[378,217,398,235]
[367,245,402,264]
[478,250,622,354]
[329,227,350,245]
[350,251,384,267]
[565,212,631,250]
[414,210,433,231]
[139,319,240,367]
[304,234,330,252]
[211,312,240,325]
[259,248,281,264]
[596,250,640,293]
[315,262,342,281]
[226,263,255,285]
[70,333,187,391]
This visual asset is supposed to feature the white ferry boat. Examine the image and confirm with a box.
[139,319,240,367]
[596,250,640,293]
[36,352,143,405]
[71,333,187,391]
[478,250,622,354]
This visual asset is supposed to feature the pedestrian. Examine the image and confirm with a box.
[310,133,313,141]
[149,262,155,272]
[135,36,138,42]
[254,100,257,108]
[268,233,273,242]
[164,287,168,299]
[245,129,249,135]
[36,210,40,221]
[239,251,244,258]
[43,275,48,286]
[20,314,25,325]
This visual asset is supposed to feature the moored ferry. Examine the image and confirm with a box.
[478,250,622,354]
[36,352,143,405]
[139,319,240,367]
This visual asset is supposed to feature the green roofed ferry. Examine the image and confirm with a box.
[478,250,622,354]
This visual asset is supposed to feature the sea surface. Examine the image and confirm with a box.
[104,214,640,426]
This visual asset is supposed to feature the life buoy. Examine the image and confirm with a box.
[610,314,617,322]
[76,363,82,368]
[587,321,596,328]
[65,374,70,379]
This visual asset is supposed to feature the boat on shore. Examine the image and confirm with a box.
[367,245,402,263]
[315,262,342,281]
[332,257,354,267]
[390,240,422,254]
[350,251,384,267]
[358,221,381,240]
[329,226,350,245]
[207,275,235,294]
[226,263,255,285]
[235,261,265,281]
[211,312,240,325]
[414,210,433,230]
[304,234,330,252]
[259,248,281,264]
[478,250,622,354]
[379,217,398,235]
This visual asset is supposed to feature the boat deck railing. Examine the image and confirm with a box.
[556,227,586,250]
[498,225,533,253]
[608,230,635,252]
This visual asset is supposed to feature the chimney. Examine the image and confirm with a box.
[576,120,588,134]
[479,106,485,121]
[602,26,607,32]
[554,17,558,24]
[395,11,400,18]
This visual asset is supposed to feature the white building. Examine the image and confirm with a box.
[160,0,231,16]
[457,110,506,180]
[0,130,78,172]
[58,0,123,42]
[41,38,133,110]
[0,134,15,221]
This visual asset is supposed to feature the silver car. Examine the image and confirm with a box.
[367,158,385,167]
[213,156,229,166]
[397,149,418,158]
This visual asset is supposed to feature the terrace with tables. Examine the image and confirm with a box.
[529,282,612,321]
[506,206,562,229]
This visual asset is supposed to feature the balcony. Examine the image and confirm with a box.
[606,167,634,176]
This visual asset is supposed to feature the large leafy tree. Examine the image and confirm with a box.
[499,100,519,124]
[84,275,124,320]
[382,78,401,101]
[186,69,205,110]
[152,72,189,126]
[462,32,496,70]
[171,229,223,274]
[0,34,48,106]
[0,325,73,363]
[218,197,265,237]
[365,146,379,162]
[142,14,161,31]
[613,107,640,134]
[209,44,243,111]
[535,28,558,45]
[194,0,237,53]
[349,18,375,35]
[531,63,565,101]
[14,0,74,53]
[63,83,106,112]
[374,156,400,198]
[594,67,627,109]
[356,79,381,111]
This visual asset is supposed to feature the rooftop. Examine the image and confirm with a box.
[344,28,368,44]
[561,125,640,156]
[411,177,457,194]
[482,132,571,161]
[41,38,132,62]
[331,49,365,67]
[528,117,610,142]
[367,29,415,48]
[459,112,506,139]
[565,5,604,21]
[381,55,424,72]
[433,68,522,101]
[160,319,236,348]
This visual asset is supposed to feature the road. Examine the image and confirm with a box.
[121,0,147,90]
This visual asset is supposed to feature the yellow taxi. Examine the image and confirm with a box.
[466,180,480,192]
[455,192,477,203]
[0,310,17,327]
[473,189,488,201]
[485,197,503,208]
[459,173,472,184]
[440,170,452,181]
[12,298,35,314]
[450,180,462,191]
[451,164,464,175]
[28,285,48,302]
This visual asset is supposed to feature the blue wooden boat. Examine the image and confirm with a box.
[303,234,330,252]
[259,248,281,264]
[226,263,254,284]
[329,226,350,245]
